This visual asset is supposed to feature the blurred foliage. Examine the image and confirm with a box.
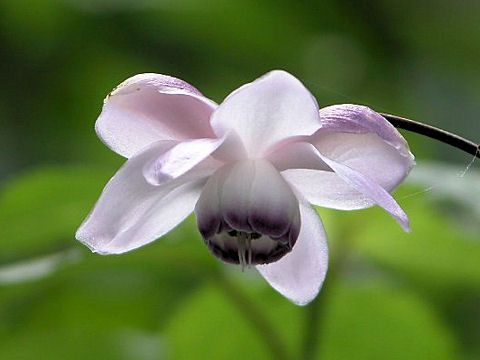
[0,0,479,359]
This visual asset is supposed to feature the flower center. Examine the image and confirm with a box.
[195,159,301,266]
[204,225,295,266]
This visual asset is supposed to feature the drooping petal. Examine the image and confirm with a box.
[96,73,217,158]
[272,104,413,216]
[86,181,203,254]
[279,139,410,230]
[315,152,410,231]
[314,104,415,191]
[210,70,321,157]
[256,197,328,306]
[282,167,375,210]
[76,140,210,254]
[281,147,410,231]
[270,141,372,209]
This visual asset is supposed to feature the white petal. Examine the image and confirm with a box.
[257,197,328,306]
[272,142,371,210]
[267,141,331,172]
[143,137,227,186]
[76,141,207,254]
[281,142,410,230]
[88,181,203,254]
[210,70,321,157]
[96,73,217,158]
[282,168,374,210]
[314,132,413,193]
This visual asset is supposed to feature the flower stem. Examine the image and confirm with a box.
[214,271,291,360]
[300,291,323,360]
[382,113,480,159]
[300,227,352,360]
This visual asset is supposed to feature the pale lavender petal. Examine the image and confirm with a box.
[316,153,410,231]
[280,140,410,227]
[96,73,217,158]
[267,140,331,172]
[277,105,414,213]
[210,70,321,157]
[257,197,328,306]
[89,180,204,254]
[282,167,375,210]
[269,141,372,209]
[75,140,209,254]
[143,137,228,186]
[318,104,412,157]
[314,105,414,193]
[313,132,413,193]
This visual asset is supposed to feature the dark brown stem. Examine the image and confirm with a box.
[381,113,480,159]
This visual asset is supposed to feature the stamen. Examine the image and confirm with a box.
[235,232,257,269]
[237,232,247,271]
[246,235,252,267]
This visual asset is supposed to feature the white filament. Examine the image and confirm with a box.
[236,232,254,270]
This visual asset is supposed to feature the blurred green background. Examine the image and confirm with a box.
[0,0,479,359]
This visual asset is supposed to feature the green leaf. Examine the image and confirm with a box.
[0,166,112,262]
[163,278,298,360]
[318,281,457,360]
[0,240,215,360]
[163,275,456,360]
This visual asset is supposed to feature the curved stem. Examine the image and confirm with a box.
[214,271,291,360]
[300,290,323,360]
[300,228,352,360]
[381,113,480,159]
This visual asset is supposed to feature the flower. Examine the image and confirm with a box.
[76,70,414,305]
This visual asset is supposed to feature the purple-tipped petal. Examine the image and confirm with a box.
[314,105,414,193]
[96,73,217,158]
[256,197,328,306]
[75,140,210,254]
[318,104,412,158]
[275,104,413,218]
[210,70,321,157]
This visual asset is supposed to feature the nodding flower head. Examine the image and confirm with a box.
[195,159,301,267]
[76,70,414,305]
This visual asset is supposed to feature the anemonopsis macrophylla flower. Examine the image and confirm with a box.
[76,70,414,305]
